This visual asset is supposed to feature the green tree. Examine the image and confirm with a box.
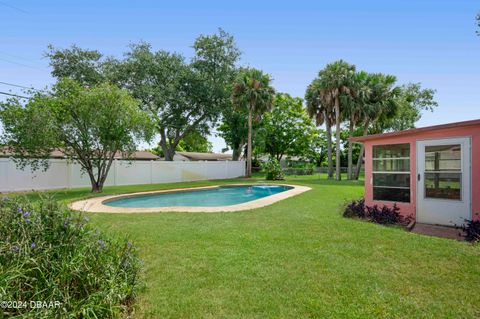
[376,83,437,132]
[305,78,334,179]
[46,44,106,85]
[110,30,239,161]
[259,93,317,161]
[177,131,213,153]
[232,68,275,177]
[305,129,329,167]
[0,79,154,192]
[218,109,248,160]
[353,73,400,180]
[317,60,356,180]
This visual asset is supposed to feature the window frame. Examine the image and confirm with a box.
[372,143,411,203]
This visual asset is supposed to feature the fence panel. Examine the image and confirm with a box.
[0,158,246,192]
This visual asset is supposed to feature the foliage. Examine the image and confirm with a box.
[45,44,106,85]
[218,108,248,160]
[367,204,403,225]
[477,12,480,36]
[305,78,334,178]
[0,79,154,192]
[319,60,356,181]
[0,196,141,318]
[343,198,367,219]
[257,93,318,161]
[108,30,239,161]
[377,83,438,132]
[177,131,213,153]
[460,219,480,243]
[343,198,406,225]
[231,67,275,177]
[260,156,284,180]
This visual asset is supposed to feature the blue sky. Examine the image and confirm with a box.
[1,1,479,152]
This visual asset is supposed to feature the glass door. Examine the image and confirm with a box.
[416,138,471,226]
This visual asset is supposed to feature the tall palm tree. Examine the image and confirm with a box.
[305,78,334,179]
[353,73,400,180]
[232,68,274,177]
[317,60,356,181]
[343,71,370,179]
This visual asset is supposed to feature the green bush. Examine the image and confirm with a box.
[261,157,284,180]
[0,196,142,318]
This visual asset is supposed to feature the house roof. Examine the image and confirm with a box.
[0,147,159,160]
[175,151,232,161]
[350,119,480,143]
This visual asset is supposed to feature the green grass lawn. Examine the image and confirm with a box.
[13,174,480,318]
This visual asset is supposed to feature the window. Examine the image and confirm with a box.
[372,143,410,202]
[424,144,461,200]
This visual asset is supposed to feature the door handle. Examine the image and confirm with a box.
[417,173,421,181]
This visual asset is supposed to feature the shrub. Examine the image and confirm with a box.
[343,198,367,219]
[460,219,480,243]
[343,199,405,225]
[0,196,142,318]
[366,203,403,225]
[261,157,284,180]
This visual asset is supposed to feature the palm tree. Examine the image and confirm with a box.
[317,60,356,181]
[343,71,370,179]
[305,78,334,179]
[353,73,400,180]
[232,68,275,177]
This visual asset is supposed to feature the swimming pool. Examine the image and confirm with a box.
[69,184,311,213]
[104,185,292,208]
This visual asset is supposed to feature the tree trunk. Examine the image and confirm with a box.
[354,119,370,180]
[246,110,253,177]
[325,116,333,180]
[86,169,103,193]
[163,147,175,161]
[232,143,243,161]
[347,119,354,180]
[335,98,341,181]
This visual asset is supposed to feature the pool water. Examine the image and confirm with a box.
[104,185,291,208]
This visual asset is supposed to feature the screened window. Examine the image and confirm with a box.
[372,143,410,202]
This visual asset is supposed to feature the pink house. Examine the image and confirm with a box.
[351,119,480,226]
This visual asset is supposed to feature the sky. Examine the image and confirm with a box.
[1,0,479,152]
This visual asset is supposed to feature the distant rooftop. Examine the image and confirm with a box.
[175,151,232,161]
[0,147,159,160]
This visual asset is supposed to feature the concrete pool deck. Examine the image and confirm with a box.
[69,184,311,213]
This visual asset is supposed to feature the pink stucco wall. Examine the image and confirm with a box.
[362,124,480,222]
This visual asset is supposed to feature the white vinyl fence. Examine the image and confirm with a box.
[0,158,246,193]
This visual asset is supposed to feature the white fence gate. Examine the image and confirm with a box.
[0,159,246,192]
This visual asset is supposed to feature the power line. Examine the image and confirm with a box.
[0,81,44,92]
[0,1,28,13]
[0,51,39,63]
[0,91,30,99]
[0,57,43,70]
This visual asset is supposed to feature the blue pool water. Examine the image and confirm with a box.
[104,185,291,208]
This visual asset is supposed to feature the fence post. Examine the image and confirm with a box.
[150,160,153,184]
[113,159,117,186]
[66,160,71,189]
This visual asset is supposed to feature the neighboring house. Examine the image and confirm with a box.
[0,147,159,161]
[173,151,232,161]
[351,119,480,226]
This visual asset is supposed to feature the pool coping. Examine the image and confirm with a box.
[68,184,311,213]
